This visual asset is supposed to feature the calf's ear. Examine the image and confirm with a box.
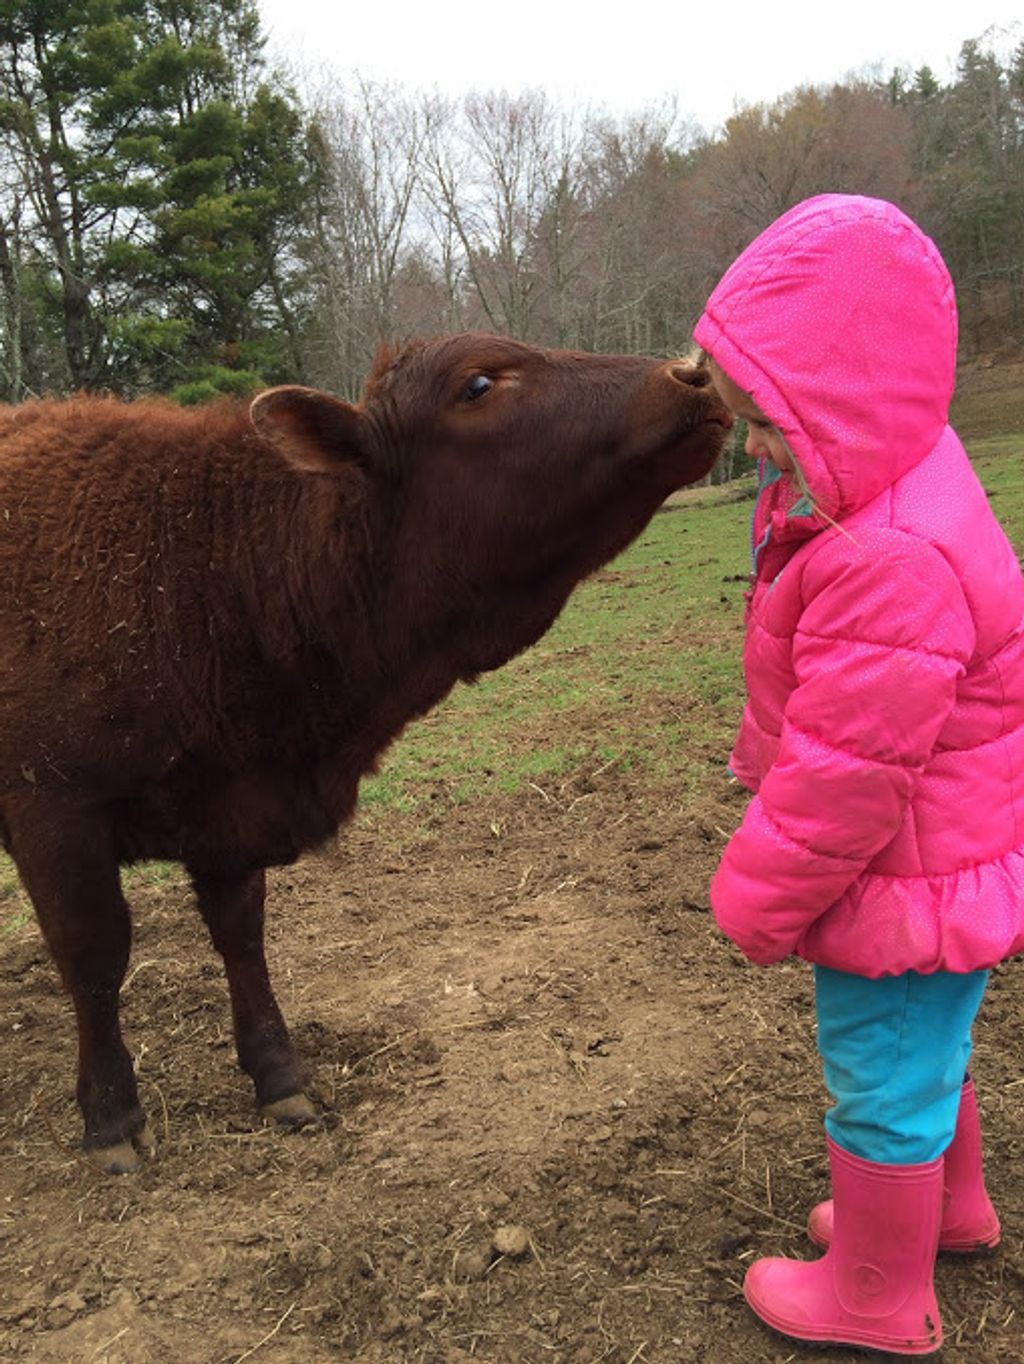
[250,386,365,474]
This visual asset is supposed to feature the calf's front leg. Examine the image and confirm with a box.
[190,866,315,1126]
[8,802,152,1172]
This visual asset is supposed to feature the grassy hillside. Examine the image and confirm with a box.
[951,356,1024,440]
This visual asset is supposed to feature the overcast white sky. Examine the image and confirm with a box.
[257,0,1021,132]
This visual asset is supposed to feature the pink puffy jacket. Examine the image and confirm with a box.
[693,194,1024,976]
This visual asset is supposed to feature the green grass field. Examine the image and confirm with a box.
[2,424,1022,937]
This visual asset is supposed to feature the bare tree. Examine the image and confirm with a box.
[304,77,427,395]
[418,94,476,330]
[420,89,584,339]
[570,103,701,355]
[0,15,101,389]
[0,140,28,401]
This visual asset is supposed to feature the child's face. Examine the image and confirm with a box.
[708,361,794,473]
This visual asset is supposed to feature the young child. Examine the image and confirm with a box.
[693,194,1024,1355]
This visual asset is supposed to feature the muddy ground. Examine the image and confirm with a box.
[1,720,1021,1364]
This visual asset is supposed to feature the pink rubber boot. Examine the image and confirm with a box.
[744,1137,943,1355]
[808,1079,1001,1253]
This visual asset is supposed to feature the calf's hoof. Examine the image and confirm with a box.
[262,1093,318,1129]
[86,1122,157,1174]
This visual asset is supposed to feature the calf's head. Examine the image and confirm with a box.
[251,333,730,671]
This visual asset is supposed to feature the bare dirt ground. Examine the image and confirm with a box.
[1,711,1021,1364]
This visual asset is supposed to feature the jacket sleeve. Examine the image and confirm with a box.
[710,527,976,965]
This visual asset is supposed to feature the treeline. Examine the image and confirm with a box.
[1,2,1021,419]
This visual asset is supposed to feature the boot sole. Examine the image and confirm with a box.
[744,1282,943,1355]
[808,1228,1001,1255]
[937,1232,1001,1254]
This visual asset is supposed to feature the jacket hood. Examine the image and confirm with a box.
[694,195,958,524]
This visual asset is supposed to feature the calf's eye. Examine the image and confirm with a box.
[461,375,493,402]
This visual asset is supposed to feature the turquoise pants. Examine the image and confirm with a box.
[813,965,989,1164]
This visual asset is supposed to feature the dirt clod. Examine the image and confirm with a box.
[452,1245,494,1282]
[492,1223,531,1258]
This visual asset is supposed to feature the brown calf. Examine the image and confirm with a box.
[0,333,728,1172]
